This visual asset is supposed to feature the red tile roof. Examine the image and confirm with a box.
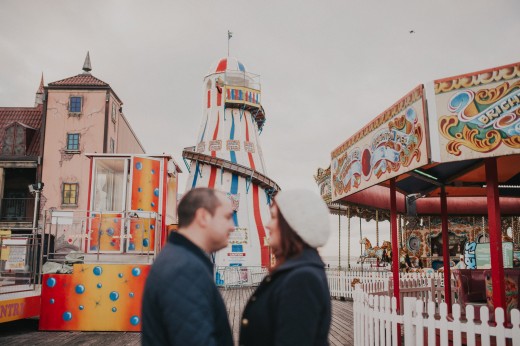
[48,73,109,87]
[0,106,43,157]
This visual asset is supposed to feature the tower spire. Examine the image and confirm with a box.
[37,73,44,93]
[82,51,92,74]
[35,73,44,107]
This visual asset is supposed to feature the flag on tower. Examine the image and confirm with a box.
[228,30,233,40]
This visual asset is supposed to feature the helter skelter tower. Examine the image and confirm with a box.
[182,57,280,268]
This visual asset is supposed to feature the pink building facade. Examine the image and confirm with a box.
[41,53,144,213]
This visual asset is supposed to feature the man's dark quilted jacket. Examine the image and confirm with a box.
[142,232,233,346]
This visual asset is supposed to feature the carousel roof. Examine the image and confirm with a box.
[330,154,520,216]
[391,156,520,198]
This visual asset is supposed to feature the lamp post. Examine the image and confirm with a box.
[28,182,44,285]
[28,182,44,232]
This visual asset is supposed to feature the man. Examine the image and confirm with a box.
[455,255,467,269]
[142,188,235,346]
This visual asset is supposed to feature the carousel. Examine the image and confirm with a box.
[316,60,520,326]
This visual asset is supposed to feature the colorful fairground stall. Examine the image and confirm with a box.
[318,61,520,343]
[0,231,42,324]
[38,154,181,331]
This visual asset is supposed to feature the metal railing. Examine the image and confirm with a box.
[215,266,268,289]
[0,231,42,295]
[0,198,34,222]
[43,210,163,264]
[182,147,281,191]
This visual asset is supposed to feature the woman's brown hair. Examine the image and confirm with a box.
[271,202,310,271]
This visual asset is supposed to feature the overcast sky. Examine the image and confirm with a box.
[1,0,519,259]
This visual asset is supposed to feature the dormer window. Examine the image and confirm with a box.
[1,122,35,156]
[69,96,82,113]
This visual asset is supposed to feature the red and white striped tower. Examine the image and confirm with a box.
[183,57,280,269]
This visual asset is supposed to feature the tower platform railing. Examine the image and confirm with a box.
[182,147,281,192]
[220,70,261,90]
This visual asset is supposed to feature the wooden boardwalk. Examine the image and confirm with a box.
[0,288,354,345]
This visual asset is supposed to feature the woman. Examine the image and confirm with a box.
[239,189,331,346]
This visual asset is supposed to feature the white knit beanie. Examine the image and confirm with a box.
[274,189,331,248]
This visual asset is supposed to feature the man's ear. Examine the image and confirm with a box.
[194,208,210,228]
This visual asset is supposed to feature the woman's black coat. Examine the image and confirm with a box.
[239,248,331,346]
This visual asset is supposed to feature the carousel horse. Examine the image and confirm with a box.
[351,277,361,289]
[397,247,436,274]
[358,238,392,264]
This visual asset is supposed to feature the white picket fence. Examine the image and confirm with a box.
[327,269,445,301]
[354,286,520,345]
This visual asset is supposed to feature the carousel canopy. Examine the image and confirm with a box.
[323,61,520,215]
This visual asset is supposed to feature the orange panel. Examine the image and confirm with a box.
[40,264,150,331]
[88,213,122,252]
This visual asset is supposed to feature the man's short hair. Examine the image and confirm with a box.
[178,188,222,228]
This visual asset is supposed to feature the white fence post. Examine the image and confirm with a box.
[494,308,506,346]
[414,299,424,345]
[403,297,416,346]
[340,270,346,298]
[452,304,462,346]
[511,309,520,345]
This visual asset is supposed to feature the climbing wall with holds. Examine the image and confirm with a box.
[88,213,123,252]
[39,264,150,331]
[128,156,162,252]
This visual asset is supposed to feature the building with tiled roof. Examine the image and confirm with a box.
[0,76,44,227]
[48,74,109,87]
[0,107,42,157]
[0,52,145,232]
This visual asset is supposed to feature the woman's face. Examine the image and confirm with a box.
[266,205,281,256]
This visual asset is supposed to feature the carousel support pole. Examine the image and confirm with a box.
[376,210,379,246]
[428,216,432,267]
[347,207,351,270]
[485,157,506,313]
[359,216,363,272]
[338,210,341,270]
[398,214,402,249]
[359,217,362,257]
[440,186,452,314]
[376,210,380,267]
[390,178,402,346]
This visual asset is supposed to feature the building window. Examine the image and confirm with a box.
[111,103,117,124]
[62,183,78,205]
[110,138,115,153]
[66,133,80,151]
[69,96,82,113]
[1,124,27,156]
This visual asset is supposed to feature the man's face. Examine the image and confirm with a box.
[206,194,235,252]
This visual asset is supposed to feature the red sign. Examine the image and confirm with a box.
[0,295,40,323]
